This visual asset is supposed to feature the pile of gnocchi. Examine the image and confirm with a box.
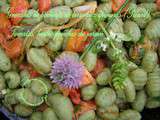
[0,0,160,120]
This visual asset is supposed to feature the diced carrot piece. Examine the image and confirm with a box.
[80,69,95,87]
[65,29,90,52]
[5,38,23,58]
[10,0,29,25]
[0,13,12,39]
[38,0,51,13]
[69,89,81,105]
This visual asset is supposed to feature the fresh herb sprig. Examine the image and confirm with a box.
[80,0,130,90]
[80,0,130,60]
[111,60,128,90]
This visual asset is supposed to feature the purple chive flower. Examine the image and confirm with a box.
[50,54,84,89]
